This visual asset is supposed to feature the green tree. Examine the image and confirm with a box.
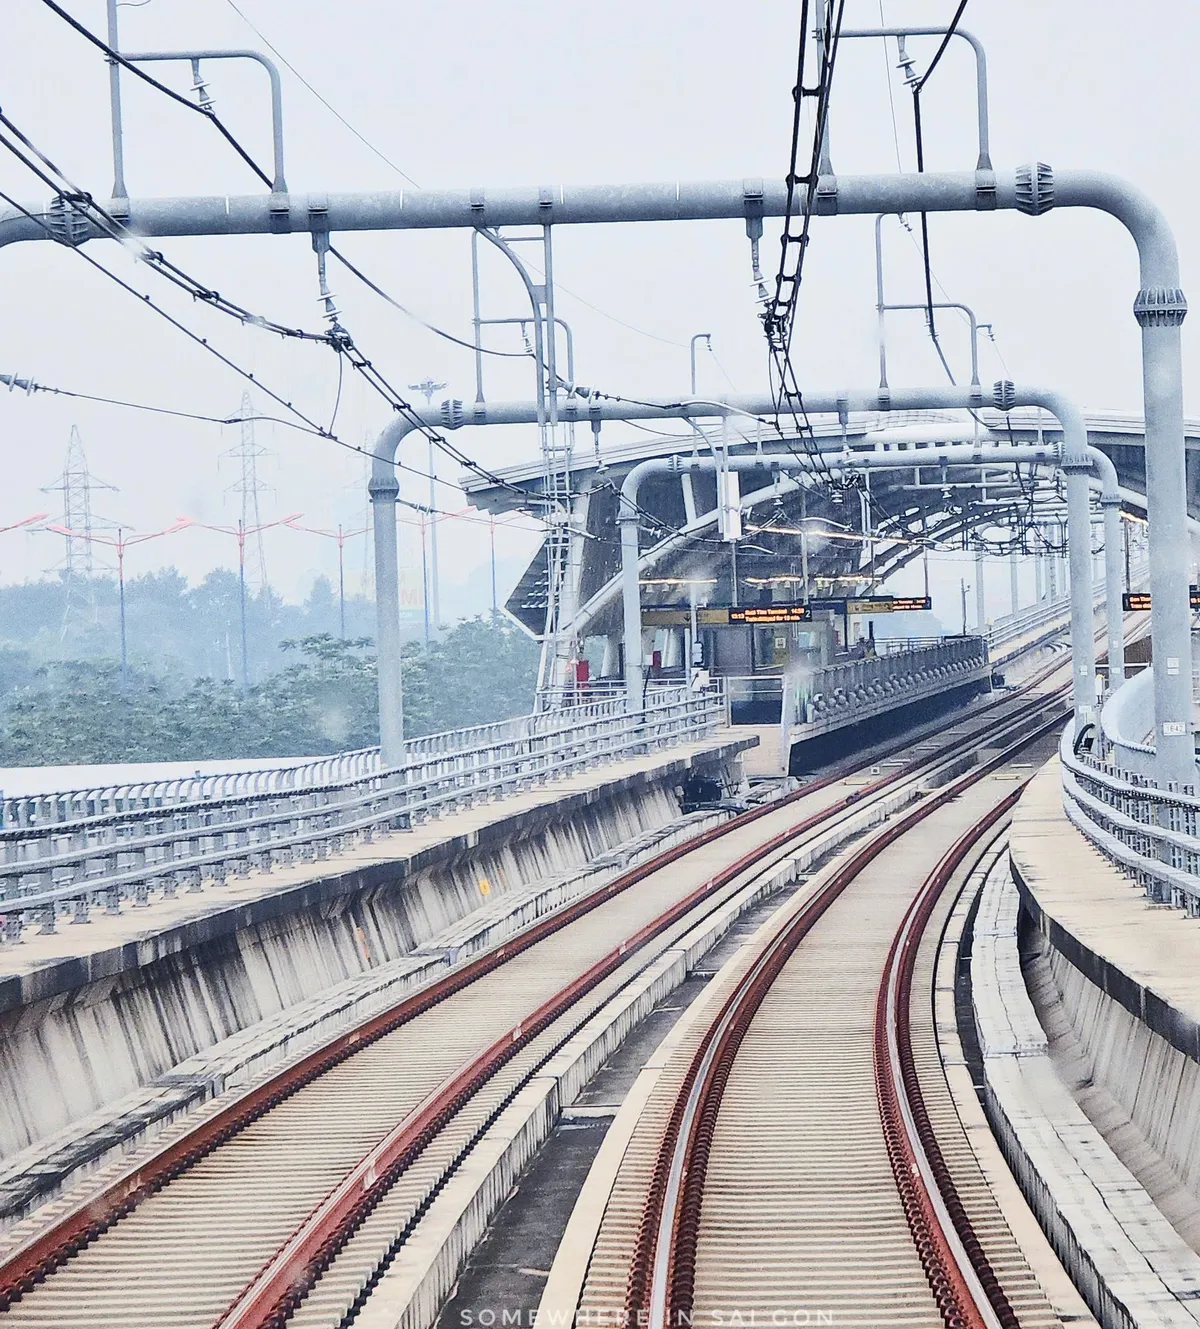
[0,618,540,766]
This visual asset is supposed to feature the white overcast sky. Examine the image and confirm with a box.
[0,0,1195,609]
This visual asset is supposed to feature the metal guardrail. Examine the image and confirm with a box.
[1,747,383,830]
[0,686,727,943]
[796,636,989,728]
[875,636,949,655]
[1,684,704,830]
[716,638,991,731]
[986,589,1086,656]
[1059,724,1200,912]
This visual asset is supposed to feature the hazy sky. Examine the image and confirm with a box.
[0,0,1195,612]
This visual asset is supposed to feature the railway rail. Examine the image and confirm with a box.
[0,666,1073,1329]
[575,697,1067,1329]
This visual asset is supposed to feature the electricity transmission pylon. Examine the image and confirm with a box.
[41,425,118,637]
[222,392,273,595]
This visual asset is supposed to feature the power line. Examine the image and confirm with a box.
[0,111,548,510]
[706,342,739,392]
[878,1,905,172]
[0,373,320,432]
[328,243,530,358]
[10,21,606,528]
[37,0,275,189]
[0,114,326,343]
[38,0,739,447]
[53,0,690,367]
[547,282,691,349]
[0,184,345,447]
[754,0,850,494]
[913,0,970,93]
[219,0,421,187]
[909,1,970,343]
[0,368,487,500]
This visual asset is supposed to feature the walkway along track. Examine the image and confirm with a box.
[598,712,1062,1329]
[0,676,1069,1329]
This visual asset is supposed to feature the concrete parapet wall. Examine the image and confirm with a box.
[0,741,745,1218]
[1012,762,1200,1072]
[978,761,1200,1325]
[1039,944,1200,1208]
[972,856,1200,1329]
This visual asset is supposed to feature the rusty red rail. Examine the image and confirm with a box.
[0,685,1065,1316]
[0,740,873,1310]
[874,794,1021,1329]
[624,710,1060,1329]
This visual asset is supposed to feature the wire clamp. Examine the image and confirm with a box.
[974,169,997,211]
[741,178,764,219]
[267,189,291,233]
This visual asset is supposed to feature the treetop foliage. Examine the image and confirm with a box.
[0,620,540,766]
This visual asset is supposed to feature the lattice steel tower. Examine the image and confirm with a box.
[222,392,273,594]
[42,425,117,635]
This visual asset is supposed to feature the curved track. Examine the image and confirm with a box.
[0,671,1070,1329]
[576,705,1067,1329]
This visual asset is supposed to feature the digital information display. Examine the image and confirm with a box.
[728,604,812,624]
[847,595,933,615]
[1123,591,1200,611]
[643,596,931,626]
[810,595,933,615]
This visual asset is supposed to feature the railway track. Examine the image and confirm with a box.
[573,699,1066,1329]
[0,671,1071,1329]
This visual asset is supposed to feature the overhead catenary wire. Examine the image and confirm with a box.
[219,0,421,187]
[35,0,710,445]
[879,0,1042,545]
[36,0,276,190]
[0,114,326,342]
[0,110,553,510]
[760,0,848,490]
[908,0,970,344]
[0,185,346,447]
[912,0,970,93]
[223,1,700,359]
[878,0,905,172]
[328,243,531,359]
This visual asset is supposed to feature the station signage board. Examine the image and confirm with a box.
[810,595,933,615]
[728,604,812,624]
[1123,590,1200,611]
[643,595,931,625]
[641,608,737,627]
[848,595,933,614]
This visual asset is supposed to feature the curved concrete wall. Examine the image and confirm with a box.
[1039,939,1200,1235]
